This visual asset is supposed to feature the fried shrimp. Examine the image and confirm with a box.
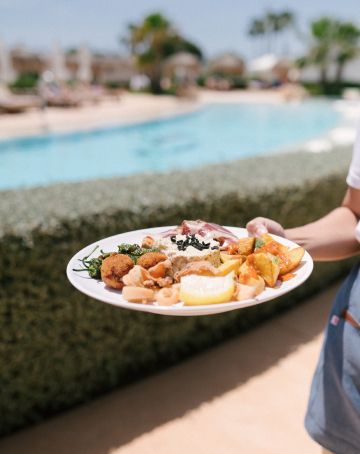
[137,252,168,270]
[101,253,134,289]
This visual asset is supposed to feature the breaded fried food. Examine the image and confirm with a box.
[137,252,168,270]
[101,253,134,289]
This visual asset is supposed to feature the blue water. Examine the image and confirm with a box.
[0,100,339,190]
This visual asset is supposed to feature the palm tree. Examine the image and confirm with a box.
[248,19,266,55]
[303,17,360,91]
[275,11,295,54]
[125,13,202,94]
[334,22,360,86]
[248,11,295,56]
[126,13,176,94]
[307,17,339,90]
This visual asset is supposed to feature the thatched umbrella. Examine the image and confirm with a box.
[208,54,244,76]
[164,51,201,79]
[11,46,47,76]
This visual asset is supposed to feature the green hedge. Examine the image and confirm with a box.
[0,145,357,436]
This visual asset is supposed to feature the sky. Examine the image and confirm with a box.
[1,0,360,61]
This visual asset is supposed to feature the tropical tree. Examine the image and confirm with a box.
[334,22,360,86]
[302,17,360,91]
[307,18,339,89]
[248,19,266,55]
[124,13,202,94]
[248,11,295,55]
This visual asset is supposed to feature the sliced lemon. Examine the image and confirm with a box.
[180,271,235,306]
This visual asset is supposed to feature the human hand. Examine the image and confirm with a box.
[246,217,286,238]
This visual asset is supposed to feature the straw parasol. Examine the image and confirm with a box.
[208,54,244,75]
[164,52,202,78]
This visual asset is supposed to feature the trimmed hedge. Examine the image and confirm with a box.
[0,145,357,436]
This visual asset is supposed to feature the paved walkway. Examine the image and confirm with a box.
[0,90,288,141]
[0,283,340,454]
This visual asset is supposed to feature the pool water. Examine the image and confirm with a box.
[0,100,339,190]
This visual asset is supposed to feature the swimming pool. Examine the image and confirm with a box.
[0,100,339,190]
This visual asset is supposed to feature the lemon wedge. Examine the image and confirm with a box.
[180,271,235,305]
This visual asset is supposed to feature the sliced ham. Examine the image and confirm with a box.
[142,220,239,249]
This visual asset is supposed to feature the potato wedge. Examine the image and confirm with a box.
[279,247,305,276]
[260,233,276,245]
[252,252,280,287]
[217,259,241,276]
[220,252,231,263]
[238,237,255,255]
[220,253,246,265]
[260,234,290,253]
[238,259,250,275]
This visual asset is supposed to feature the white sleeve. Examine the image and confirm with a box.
[346,118,360,242]
[346,118,360,189]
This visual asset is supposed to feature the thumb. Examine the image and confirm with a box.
[246,218,269,237]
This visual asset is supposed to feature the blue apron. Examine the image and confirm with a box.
[305,262,360,454]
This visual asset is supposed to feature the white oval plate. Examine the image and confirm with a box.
[66,226,313,316]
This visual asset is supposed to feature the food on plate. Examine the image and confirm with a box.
[101,253,135,289]
[122,265,155,288]
[122,287,154,303]
[174,261,221,282]
[73,221,306,307]
[238,269,265,295]
[123,263,173,288]
[179,272,235,306]
[156,287,180,306]
[147,259,173,279]
[154,233,221,273]
[226,237,256,256]
[142,220,239,249]
[250,253,280,288]
[220,252,246,265]
[117,243,159,264]
[137,252,168,269]
[260,233,290,253]
[278,247,305,276]
[233,283,258,301]
[72,245,113,278]
[217,259,241,276]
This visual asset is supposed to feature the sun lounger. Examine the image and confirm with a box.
[0,85,42,113]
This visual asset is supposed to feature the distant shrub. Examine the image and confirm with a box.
[10,72,39,89]
[301,81,360,96]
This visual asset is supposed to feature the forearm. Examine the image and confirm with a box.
[285,207,360,261]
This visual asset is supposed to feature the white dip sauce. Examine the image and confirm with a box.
[154,234,221,273]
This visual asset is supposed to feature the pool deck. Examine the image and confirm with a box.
[0,282,341,454]
[0,89,291,141]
